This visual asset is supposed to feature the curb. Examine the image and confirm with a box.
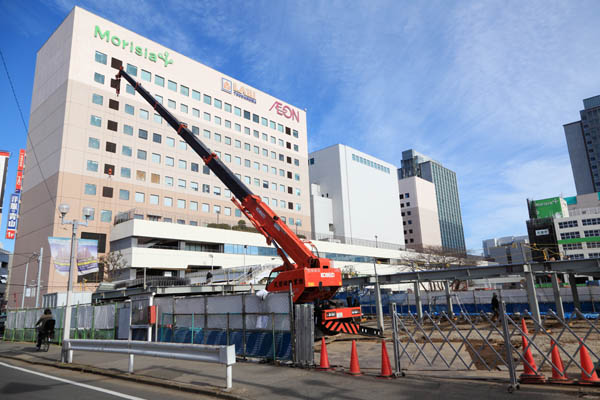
[1,354,249,400]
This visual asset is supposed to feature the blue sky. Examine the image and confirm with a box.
[1,0,598,254]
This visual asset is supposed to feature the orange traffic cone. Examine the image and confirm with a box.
[318,337,330,371]
[548,340,571,383]
[378,339,393,378]
[519,318,546,384]
[579,341,600,384]
[347,340,361,375]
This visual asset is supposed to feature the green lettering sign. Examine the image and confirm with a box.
[93,25,174,68]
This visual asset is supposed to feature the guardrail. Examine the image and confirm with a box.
[63,339,236,389]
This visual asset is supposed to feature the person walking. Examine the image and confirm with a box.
[491,293,500,321]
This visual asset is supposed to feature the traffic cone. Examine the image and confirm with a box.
[548,340,571,383]
[519,318,546,384]
[579,340,600,384]
[317,337,330,370]
[378,339,393,378]
[347,340,361,375]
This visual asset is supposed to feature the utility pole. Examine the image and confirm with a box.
[373,257,384,334]
[21,258,31,309]
[35,246,43,308]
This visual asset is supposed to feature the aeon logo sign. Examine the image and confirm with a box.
[269,101,300,123]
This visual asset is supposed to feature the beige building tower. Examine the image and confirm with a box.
[8,6,310,308]
[398,176,442,250]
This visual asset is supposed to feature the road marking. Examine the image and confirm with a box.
[0,361,146,400]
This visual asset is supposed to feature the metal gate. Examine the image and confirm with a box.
[391,301,600,391]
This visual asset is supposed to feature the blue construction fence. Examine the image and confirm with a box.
[154,312,292,360]
[338,286,600,319]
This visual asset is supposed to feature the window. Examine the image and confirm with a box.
[214,205,221,214]
[154,113,162,123]
[560,232,580,240]
[126,63,137,76]
[105,142,116,153]
[245,159,251,168]
[100,210,112,223]
[179,159,187,169]
[235,156,241,165]
[155,75,164,86]
[168,80,177,91]
[136,170,146,181]
[202,203,209,212]
[177,199,186,209]
[261,117,268,126]
[235,123,241,132]
[244,127,250,135]
[191,162,199,172]
[135,192,145,203]
[88,137,100,149]
[180,85,189,96]
[140,109,149,120]
[190,181,198,191]
[202,184,210,193]
[178,179,186,188]
[204,94,212,105]
[120,167,131,178]
[164,197,173,207]
[137,149,147,160]
[214,133,221,142]
[86,160,98,172]
[214,116,221,125]
[203,166,210,175]
[119,189,129,200]
[151,173,160,184]
[293,129,299,138]
[165,176,173,186]
[90,115,102,127]
[252,113,259,123]
[168,99,176,109]
[179,140,187,150]
[138,129,148,139]
[155,94,163,104]
[104,163,115,175]
[85,183,96,195]
[123,125,133,135]
[152,153,161,163]
[95,51,107,64]
[92,93,103,105]
[214,186,221,196]
[153,133,162,143]
[192,90,201,100]
[166,137,175,147]
[149,194,159,205]
[244,110,251,120]
[141,69,151,81]
[102,186,114,198]
[94,72,105,84]
[204,112,211,121]
[125,84,135,95]
[165,156,174,166]
[225,120,231,128]
[181,103,188,113]
[214,98,222,109]
[224,103,232,112]
[107,120,118,131]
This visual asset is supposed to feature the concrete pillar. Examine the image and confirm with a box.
[551,273,565,321]
[414,281,423,321]
[444,281,453,319]
[569,274,582,313]
[524,265,541,328]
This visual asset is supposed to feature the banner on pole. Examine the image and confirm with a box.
[48,237,99,275]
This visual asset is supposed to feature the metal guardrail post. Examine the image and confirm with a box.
[242,294,247,359]
[444,281,454,319]
[569,274,582,313]
[500,301,518,393]
[551,273,565,321]
[524,265,541,329]
[391,303,402,376]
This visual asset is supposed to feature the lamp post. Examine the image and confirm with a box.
[209,254,214,273]
[59,203,92,362]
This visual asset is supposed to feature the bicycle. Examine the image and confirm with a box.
[38,319,55,352]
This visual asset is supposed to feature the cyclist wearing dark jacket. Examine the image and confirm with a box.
[35,308,53,350]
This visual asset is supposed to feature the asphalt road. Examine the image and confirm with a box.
[0,360,212,400]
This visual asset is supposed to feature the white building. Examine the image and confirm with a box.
[481,235,531,264]
[397,176,441,249]
[9,6,310,308]
[308,144,404,248]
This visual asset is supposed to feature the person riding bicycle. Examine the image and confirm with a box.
[35,308,54,350]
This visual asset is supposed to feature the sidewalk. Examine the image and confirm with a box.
[0,340,596,399]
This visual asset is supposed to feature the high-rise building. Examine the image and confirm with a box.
[9,6,311,307]
[398,149,466,252]
[397,176,441,249]
[564,95,600,195]
[308,144,404,248]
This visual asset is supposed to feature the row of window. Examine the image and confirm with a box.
[74,207,112,223]
[95,52,301,138]
[558,220,578,229]
[560,231,580,240]
[583,218,600,226]
[584,230,600,237]
[351,154,391,174]
[562,243,583,250]
[83,182,301,211]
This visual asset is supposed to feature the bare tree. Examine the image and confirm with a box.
[99,251,129,281]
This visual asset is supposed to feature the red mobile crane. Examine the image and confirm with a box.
[111,59,380,337]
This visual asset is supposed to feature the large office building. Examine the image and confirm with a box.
[308,144,404,248]
[397,176,442,249]
[564,95,600,195]
[482,235,531,264]
[398,149,466,252]
[8,7,311,308]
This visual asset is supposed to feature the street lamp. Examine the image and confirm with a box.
[59,203,92,362]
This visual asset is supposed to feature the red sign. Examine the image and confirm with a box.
[5,230,15,239]
[269,101,300,123]
[17,149,26,171]
[15,170,23,191]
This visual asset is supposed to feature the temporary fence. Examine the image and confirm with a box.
[154,292,294,360]
[391,302,600,391]
[357,286,600,318]
[3,303,119,344]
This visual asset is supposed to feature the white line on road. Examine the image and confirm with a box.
[0,361,147,400]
